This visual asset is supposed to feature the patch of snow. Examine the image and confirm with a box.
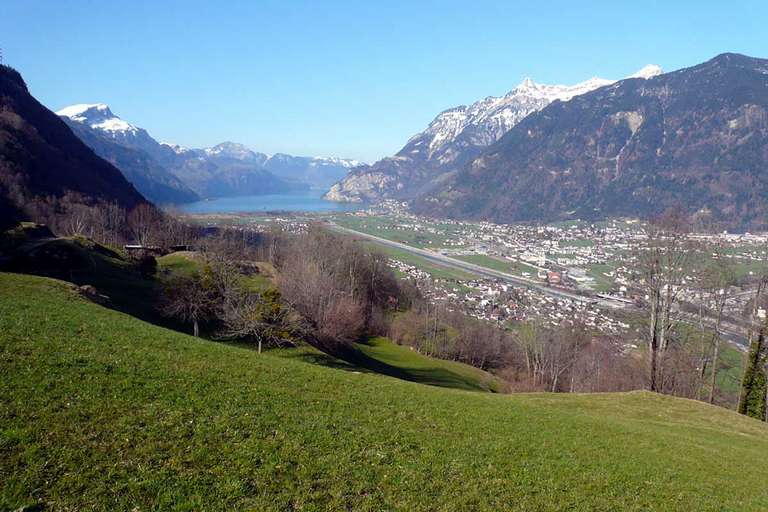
[627,64,663,79]
[161,142,189,154]
[311,156,365,167]
[92,117,134,133]
[56,103,139,135]
[414,64,665,159]
[56,103,109,118]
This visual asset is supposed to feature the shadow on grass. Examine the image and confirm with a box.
[335,343,494,392]
[0,236,191,333]
[268,342,493,392]
[275,349,365,372]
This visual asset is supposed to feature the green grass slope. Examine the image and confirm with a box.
[345,336,500,392]
[157,252,274,293]
[1,236,160,321]
[2,272,768,511]
[156,251,200,276]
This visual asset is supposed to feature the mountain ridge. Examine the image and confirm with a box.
[58,106,199,204]
[57,104,361,199]
[0,64,148,227]
[415,52,768,230]
[325,64,662,203]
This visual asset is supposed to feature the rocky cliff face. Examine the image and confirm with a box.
[325,65,661,203]
[415,53,768,230]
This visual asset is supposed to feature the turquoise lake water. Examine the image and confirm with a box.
[180,190,362,214]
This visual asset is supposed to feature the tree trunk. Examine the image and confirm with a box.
[649,292,660,392]
[193,319,199,337]
[524,351,530,377]
[697,358,709,401]
[708,335,720,404]
[658,286,674,388]
[708,305,725,404]
[258,338,262,354]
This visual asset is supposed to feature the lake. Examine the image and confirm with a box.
[180,190,363,214]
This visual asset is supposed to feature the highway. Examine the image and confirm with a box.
[327,222,626,309]
[328,221,752,348]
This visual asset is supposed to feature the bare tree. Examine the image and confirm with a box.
[219,288,299,353]
[160,274,215,337]
[61,202,92,237]
[91,202,127,247]
[157,210,194,250]
[545,324,591,392]
[517,321,546,387]
[568,335,645,393]
[634,210,696,392]
[275,228,399,350]
[128,204,162,246]
[510,321,592,391]
[699,248,736,403]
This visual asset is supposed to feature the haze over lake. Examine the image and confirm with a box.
[180,189,362,214]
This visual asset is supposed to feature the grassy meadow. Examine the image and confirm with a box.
[2,272,768,510]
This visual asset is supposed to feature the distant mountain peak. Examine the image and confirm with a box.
[0,69,147,215]
[204,141,263,161]
[627,64,663,79]
[710,52,753,65]
[517,77,536,89]
[508,65,660,101]
[507,75,613,103]
[326,62,667,204]
[56,103,138,135]
[699,52,768,75]
[56,102,111,117]
[414,52,768,230]
[160,142,189,155]
[310,156,364,168]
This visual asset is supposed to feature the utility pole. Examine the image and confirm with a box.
[0,48,4,65]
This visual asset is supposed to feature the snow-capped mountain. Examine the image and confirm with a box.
[309,156,363,169]
[627,64,664,79]
[414,53,768,231]
[56,103,164,156]
[173,144,363,189]
[58,104,361,200]
[57,103,138,134]
[202,141,268,163]
[263,154,364,189]
[0,67,147,223]
[57,104,199,204]
[325,64,662,203]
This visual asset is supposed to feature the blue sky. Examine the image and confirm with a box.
[3,0,767,161]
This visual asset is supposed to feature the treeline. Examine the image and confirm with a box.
[273,230,403,349]
[174,227,647,394]
[630,208,768,418]
[387,303,645,392]
[1,168,206,251]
